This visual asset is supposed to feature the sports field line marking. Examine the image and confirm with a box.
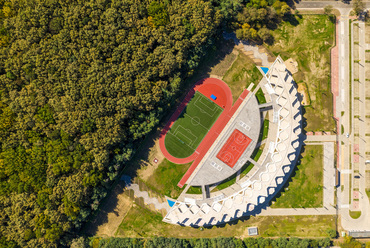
[175,125,201,148]
[174,130,195,146]
[176,131,197,147]
[197,94,217,112]
[183,113,212,131]
[165,132,197,152]
[193,93,222,118]
[191,116,201,126]
[219,152,235,164]
[173,125,197,145]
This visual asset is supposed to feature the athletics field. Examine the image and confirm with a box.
[164,91,223,158]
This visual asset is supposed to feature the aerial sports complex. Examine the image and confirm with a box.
[159,56,303,226]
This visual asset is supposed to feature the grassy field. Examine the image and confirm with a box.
[164,92,222,158]
[267,15,335,132]
[142,159,192,198]
[116,204,335,238]
[271,145,323,208]
[223,52,262,102]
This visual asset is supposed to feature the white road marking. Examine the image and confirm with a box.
[341,204,350,208]
[341,89,345,103]
[341,43,344,58]
[341,21,344,35]
[341,169,351,174]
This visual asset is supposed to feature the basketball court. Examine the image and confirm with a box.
[216,129,252,168]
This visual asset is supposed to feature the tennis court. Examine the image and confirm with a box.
[164,91,223,158]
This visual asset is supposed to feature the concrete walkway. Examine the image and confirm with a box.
[242,43,270,67]
[305,135,337,142]
[259,207,336,216]
[323,142,335,208]
[223,32,270,67]
[121,176,170,212]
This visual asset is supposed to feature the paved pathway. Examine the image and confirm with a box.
[242,43,270,67]
[259,207,336,216]
[323,142,335,208]
[121,176,171,212]
[305,135,337,142]
[296,1,370,9]
[223,32,270,67]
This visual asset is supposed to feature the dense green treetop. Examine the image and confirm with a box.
[0,0,221,246]
[0,0,290,246]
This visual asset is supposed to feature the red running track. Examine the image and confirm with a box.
[159,78,233,164]
[158,78,250,188]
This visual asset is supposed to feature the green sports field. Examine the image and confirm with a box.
[164,92,222,158]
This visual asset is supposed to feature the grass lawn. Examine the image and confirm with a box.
[262,119,269,141]
[142,159,192,198]
[239,162,254,179]
[252,147,264,162]
[186,186,202,194]
[349,210,361,219]
[367,189,370,202]
[212,173,237,192]
[267,14,335,132]
[164,92,222,158]
[116,204,336,238]
[271,145,323,208]
[255,88,267,104]
[223,52,262,102]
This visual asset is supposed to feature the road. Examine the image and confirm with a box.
[296,1,370,10]
[296,2,370,232]
[339,19,370,232]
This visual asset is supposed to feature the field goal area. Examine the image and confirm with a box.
[165,92,223,158]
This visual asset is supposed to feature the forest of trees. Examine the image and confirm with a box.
[235,0,290,44]
[0,0,291,247]
[92,237,334,248]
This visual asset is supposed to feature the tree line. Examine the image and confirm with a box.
[90,236,334,248]
[0,0,293,246]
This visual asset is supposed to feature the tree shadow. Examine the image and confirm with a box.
[283,14,300,27]
[81,180,126,236]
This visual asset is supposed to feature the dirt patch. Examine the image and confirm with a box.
[137,139,165,181]
[208,48,239,77]
[285,58,298,74]
[297,83,311,106]
[308,56,330,82]
[83,181,133,237]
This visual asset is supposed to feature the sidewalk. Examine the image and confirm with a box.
[259,207,336,216]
